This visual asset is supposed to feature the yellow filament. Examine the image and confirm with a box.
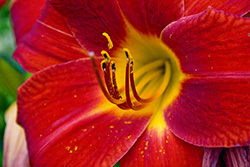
[102,32,114,50]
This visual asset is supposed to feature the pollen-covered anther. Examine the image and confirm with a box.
[102,32,114,50]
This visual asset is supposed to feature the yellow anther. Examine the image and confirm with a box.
[101,60,107,71]
[123,48,133,62]
[101,50,111,62]
[102,32,114,50]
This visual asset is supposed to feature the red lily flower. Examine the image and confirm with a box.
[12,0,250,166]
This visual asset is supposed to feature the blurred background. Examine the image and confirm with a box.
[0,1,28,165]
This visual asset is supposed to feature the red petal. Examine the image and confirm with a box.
[117,0,184,36]
[50,0,127,53]
[13,1,87,73]
[10,0,46,43]
[120,110,204,167]
[18,58,155,166]
[164,77,250,147]
[162,7,250,76]
[184,0,250,16]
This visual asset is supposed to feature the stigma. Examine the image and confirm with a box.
[90,33,171,110]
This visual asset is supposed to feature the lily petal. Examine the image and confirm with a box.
[18,58,155,166]
[13,1,87,73]
[162,8,250,147]
[50,0,127,53]
[184,0,250,16]
[162,7,250,76]
[3,103,29,167]
[117,0,184,36]
[164,77,250,147]
[120,110,204,167]
[10,0,46,43]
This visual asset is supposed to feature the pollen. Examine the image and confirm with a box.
[110,125,114,128]
[124,121,132,124]
[127,135,132,139]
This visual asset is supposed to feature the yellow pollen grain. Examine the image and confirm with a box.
[65,146,70,151]
[141,151,144,154]
[74,95,77,98]
[74,146,78,151]
[145,147,147,150]
[69,150,73,153]
[40,134,42,137]
[166,140,169,144]
[43,103,47,106]
[159,150,162,153]
[124,121,132,124]
[145,141,148,146]
[110,126,114,128]
[167,112,171,117]
[92,126,95,129]
[195,69,198,72]
[127,135,132,139]
[167,136,170,139]
[82,129,87,132]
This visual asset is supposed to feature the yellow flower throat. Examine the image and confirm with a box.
[90,32,184,111]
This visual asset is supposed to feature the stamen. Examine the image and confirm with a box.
[124,48,133,61]
[102,32,114,50]
[101,50,111,62]
[90,54,125,105]
[111,61,122,99]
[125,58,145,110]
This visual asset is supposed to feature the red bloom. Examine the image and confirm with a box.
[12,0,250,166]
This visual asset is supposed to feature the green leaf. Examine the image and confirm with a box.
[0,59,25,100]
[113,162,120,167]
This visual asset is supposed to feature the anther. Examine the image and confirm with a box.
[101,60,107,71]
[111,61,116,72]
[102,32,114,50]
[101,50,111,62]
[123,48,132,62]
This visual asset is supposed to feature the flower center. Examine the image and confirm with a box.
[90,32,182,110]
